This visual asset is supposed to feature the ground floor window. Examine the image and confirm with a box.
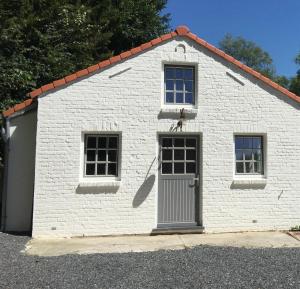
[235,135,264,175]
[84,134,119,176]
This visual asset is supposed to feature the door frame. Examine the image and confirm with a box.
[156,133,203,228]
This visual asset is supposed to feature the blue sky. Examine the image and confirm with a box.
[165,0,300,77]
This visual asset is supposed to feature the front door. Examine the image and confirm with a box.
[158,136,199,228]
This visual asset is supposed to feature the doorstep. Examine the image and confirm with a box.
[151,226,204,235]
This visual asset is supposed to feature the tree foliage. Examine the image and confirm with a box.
[0,0,170,111]
[289,53,300,96]
[219,34,289,88]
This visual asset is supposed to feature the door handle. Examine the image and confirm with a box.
[193,177,199,181]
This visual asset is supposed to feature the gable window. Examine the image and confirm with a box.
[164,65,195,105]
[84,135,119,177]
[235,136,264,175]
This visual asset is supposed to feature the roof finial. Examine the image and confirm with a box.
[175,25,190,35]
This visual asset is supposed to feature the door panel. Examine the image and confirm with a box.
[158,136,199,227]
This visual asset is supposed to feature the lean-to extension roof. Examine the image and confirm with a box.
[3,25,300,118]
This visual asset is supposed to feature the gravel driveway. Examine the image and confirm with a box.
[1,233,300,289]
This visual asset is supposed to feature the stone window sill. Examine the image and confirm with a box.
[78,181,121,188]
[231,178,267,189]
[160,107,198,115]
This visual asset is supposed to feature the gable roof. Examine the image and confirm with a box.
[3,25,300,118]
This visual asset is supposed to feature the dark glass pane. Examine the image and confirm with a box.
[186,149,196,161]
[98,137,106,148]
[162,163,172,174]
[108,137,118,148]
[235,137,244,149]
[244,150,252,160]
[186,138,196,147]
[87,150,96,161]
[184,69,193,80]
[86,164,95,175]
[87,137,96,148]
[253,150,262,161]
[98,150,106,161]
[174,149,184,160]
[253,137,262,149]
[254,162,262,173]
[97,164,106,175]
[165,67,175,79]
[176,93,184,103]
[162,138,172,147]
[245,162,253,173]
[236,162,244,173]
[185,93,193,104]
[174,162,184,174]
[166,80,174,91]
[185,81,193,92]
[107,163,117,175]
[244,137,252,149]
[162,149,172,160]
[166,92,174,103]
[175,68,183,79]
[176,80,183,91]
[174,138,184,147]
[235,150,243,161]
[186,162,196,173]
[108,150,117,162]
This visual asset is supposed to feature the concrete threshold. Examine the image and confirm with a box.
[24,231,300,257]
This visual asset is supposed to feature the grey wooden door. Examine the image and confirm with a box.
[158,136,199,228]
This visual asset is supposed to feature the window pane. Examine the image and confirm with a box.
[176,93,184,103]
[86,164,95,175]
[108,137,117,148]
[236,162,244,173]
[186,138,196,147]
[174,149,184,160]
[108,150,117,162]
[98,150,106,161]
[184,69,193,80]
[185,81,193,92]
[175,68,183,79]
[245,162,253,173]
[235,137,244,149]
[162,138,172,148]
[174,138,184,147]
[166,80,174,91]
[87,150,96,161]
[107,163,117,175]
[244,137,252,149]
[97,164,106,175]
[253,137,262,149]
[162,149,172,160]
[186,149,196,160]
[98,137,106,148]
[185,93,193,104]
[166,92,174,103]
[254,162,262,173]
[162,163,172,174]
[165,67,175,79]
[253,150,262,161]
[87,137,97,148]
[174,162,184,174]
[176,80,183,91]
[235,150,243,161]
[186,162,196,173]
[244,150,252,160]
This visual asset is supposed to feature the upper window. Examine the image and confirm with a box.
[84,135,119,177]
[235,136,264,175]
[164,65,195,105]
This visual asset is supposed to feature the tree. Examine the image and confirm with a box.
[0,0,170,112]
[289,53,300,96]
[219,34,289,88]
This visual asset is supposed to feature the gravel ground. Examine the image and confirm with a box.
[1,233,300,289]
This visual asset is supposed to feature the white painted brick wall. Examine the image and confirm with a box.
[32,36,300,237]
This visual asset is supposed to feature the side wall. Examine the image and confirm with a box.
[4,110,37,232]
[32,37,300,237]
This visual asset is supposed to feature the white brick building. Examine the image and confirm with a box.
[1,26,300,237]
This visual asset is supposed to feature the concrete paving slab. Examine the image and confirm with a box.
[24,231,300,257]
